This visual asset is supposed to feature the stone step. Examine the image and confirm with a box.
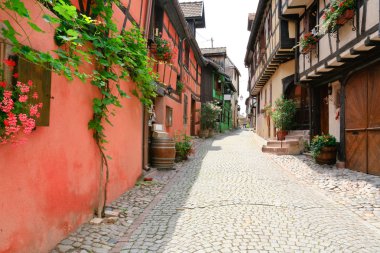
[288,130,309,136]
[266,140,299,147]
[285,135,305,140]
[262,146,289,155]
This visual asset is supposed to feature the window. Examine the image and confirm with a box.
[0,40,51,126]
[185,42,190,69]
[166,106,173,127]
[183,94,188,124]
[149,3,164,40]
[304,3,317,33]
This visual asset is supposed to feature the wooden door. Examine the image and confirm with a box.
[319,86,329,135]
[190,98,196,136]
[367,64,380,175]
[345,63,380,176]
[345,69,368,173]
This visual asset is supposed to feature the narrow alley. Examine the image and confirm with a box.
[55,130,380,252]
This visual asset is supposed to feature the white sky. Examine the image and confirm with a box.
[179,0,259,115]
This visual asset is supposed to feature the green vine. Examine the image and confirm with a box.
[0,0,157,216]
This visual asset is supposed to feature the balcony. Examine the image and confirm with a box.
[282,0,314,16]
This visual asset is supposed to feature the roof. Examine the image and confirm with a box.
[203,57,237,92]
[244,0,267,65]
[225,56,241,76]
[179,1,203,17]
[247,13,256,31]
[179,1,206,28]
[201,47,227,56]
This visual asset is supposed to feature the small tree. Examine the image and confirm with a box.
[201,102,222,130]
[270,97,296,131]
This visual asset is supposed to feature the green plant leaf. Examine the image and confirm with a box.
[27,21,45,33]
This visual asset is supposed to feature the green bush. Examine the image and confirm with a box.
[175,134,193,160]
[270,97,296,131]
[310,134,337,158]
[201,101,222,130]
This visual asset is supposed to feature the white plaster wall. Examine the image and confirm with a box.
[256,60,295,139]
[328,81,341,140]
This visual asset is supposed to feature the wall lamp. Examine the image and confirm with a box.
[165,85,173,96]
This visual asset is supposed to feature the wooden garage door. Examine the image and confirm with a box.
[345,63,380,176]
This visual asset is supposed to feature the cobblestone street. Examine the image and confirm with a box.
[55,130,380,253]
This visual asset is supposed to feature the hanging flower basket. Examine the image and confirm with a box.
[336,9,355,25]
[298,32,319,54]
[321,0,356,33]
[153,36,175,63]
[301,44,317,54]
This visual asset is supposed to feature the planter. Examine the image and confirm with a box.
[336,9,355,25]
[276,130,288,141]
[301,44,316,54]
[199,129,209,138]
[208,128,215,137]
[315,146,337,165]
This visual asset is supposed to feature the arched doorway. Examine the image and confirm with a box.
[345,62,380,176]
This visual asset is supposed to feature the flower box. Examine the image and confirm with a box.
[301,44,316,54]
[336,9,355,25]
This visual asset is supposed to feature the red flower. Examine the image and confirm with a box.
[0,81,6,88]
[3,59,16,68]
[13,73,19,79]
[3,120,9,126]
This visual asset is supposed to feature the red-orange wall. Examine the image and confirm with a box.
[0,1,147,252]
[153,11,202,138]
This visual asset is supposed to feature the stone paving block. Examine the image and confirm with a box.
[52,132,380,252]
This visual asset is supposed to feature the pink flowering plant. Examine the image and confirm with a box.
[0,59,43,144]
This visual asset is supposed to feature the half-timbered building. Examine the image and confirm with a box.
[245,0,301,140]
[285,0,380,175]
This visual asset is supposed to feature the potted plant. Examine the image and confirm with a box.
[299,32,320,54]
[270,97,296,140]
[176,81,184,94]
[175,133,193,161]
[200,101,222,137]
[153,35,175,63]
[321,0,356,33]
[310,134,337,165]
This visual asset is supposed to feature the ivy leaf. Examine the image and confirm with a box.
[27,21,45,33]
[4,0,29,18]
[1,20,20,45]
[53,0,78,21]
[66,29,79,39]
[42,14,61,24]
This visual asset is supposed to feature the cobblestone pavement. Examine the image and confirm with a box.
[52,140,203,253]
[112,130,380,252]
[54,130,380,252]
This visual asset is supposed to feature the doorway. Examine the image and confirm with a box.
[345,63,380,176]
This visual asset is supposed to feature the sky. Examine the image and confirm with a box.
[179,0,259,115]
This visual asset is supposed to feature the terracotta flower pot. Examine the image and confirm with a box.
[277,130,288,141]
[301,44,316,54]
[336,9,355,25]
[315,146,337,165]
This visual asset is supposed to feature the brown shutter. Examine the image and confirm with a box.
[18,57,51,126]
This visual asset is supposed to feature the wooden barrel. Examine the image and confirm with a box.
[150,136,176,169]
[316,146,337,165]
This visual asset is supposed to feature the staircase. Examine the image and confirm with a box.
[261,130,310,155]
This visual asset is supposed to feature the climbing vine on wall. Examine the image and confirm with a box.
[0,0,157,216]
